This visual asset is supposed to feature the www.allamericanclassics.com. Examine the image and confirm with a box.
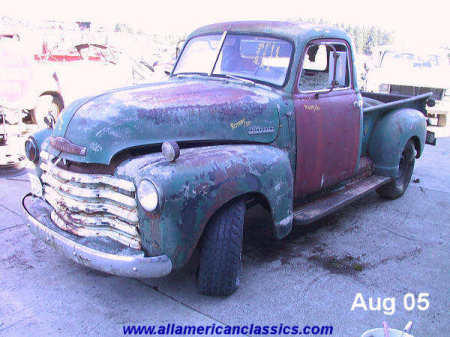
[122,323,334,335]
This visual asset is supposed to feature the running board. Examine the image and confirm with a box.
[293,175,392,225]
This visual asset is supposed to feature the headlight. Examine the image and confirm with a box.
[24,137,39,163]
[378,83,390,93]
[137,179,159,212]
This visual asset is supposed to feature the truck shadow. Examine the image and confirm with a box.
[241,194,379,275]
[144,192,384,290]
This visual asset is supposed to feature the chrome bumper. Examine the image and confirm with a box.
[22,194,172,278]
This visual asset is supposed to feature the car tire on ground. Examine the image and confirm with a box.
[376,139,416,199]
[31,95,62,127]
[197,199,246,296]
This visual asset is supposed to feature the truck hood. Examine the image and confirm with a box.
[49,78,281,165]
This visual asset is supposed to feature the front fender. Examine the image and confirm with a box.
[117,145,293,269]
[369,108,426,177]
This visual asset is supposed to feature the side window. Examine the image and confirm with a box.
[299,42,350,92]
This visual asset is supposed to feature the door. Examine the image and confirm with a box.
[293,40,361,199]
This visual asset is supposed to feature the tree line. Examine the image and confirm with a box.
[291,17,393,55]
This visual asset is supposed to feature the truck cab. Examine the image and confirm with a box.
[22,21,434,296]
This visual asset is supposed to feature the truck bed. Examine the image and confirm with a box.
[362,91,432,116]
[360,91,434,156]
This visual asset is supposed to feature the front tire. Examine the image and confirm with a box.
[376,139,416,199]
[197,199,245,296]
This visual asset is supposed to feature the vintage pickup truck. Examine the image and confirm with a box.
[22,21,436,296]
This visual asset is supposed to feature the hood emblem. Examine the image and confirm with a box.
[49,137,87,156]
[248,126,275,135]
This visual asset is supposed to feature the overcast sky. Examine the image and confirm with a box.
[3,0,449,46]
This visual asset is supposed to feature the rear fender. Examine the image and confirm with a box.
[119,145,294,269]
[368,108,426,177]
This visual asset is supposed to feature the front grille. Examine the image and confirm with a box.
[40,151,141,249]
[390,85,445,101]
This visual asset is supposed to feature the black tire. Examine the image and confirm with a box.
[197,199,245,296]
[31,95,63,127]
[437,114,447,127]
[376,139,416,199]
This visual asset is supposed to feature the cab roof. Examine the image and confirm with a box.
[188,20,352,46]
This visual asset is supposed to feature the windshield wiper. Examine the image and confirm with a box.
[172,72,209,78]
[215,73,255,86]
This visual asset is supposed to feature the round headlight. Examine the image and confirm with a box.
[25,137,39,163]
[137,179,159,212]
[162,141,180,162]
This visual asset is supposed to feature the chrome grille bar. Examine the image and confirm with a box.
[40,151,141,249]
[41,171,137,208]
[40,160,135,192]
[51,211,141,249]
[45,187,139,224]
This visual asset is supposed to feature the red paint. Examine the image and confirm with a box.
[293,39,360,199]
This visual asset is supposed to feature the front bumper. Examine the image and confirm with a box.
[22,193,172,278]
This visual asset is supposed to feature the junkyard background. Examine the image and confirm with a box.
[2,13,448,167]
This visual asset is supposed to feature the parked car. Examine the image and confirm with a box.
[1,39,160,166]
[35,42,160,115]
[0,36,61,127]
[0,35,61,167]
[23,21,435,296]
[365,47,449,126]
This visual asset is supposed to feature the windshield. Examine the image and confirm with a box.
[173,33,293,86]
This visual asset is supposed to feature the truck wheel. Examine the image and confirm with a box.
[376,139,416,199]
[437,114,447,127]
[31,95,62,127]
[197,199,245,296]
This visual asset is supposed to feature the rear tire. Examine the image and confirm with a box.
[197,199,245,296]
[376,139,416,199]
[31,95,62,127]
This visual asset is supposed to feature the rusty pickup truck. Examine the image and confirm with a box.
[22,21,436,296]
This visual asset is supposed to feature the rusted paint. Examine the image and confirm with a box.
[367,107,426,176]
[293,175,391,225]
[116,145,293,268]
[293,89,361,199]
[48,80,282,165]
